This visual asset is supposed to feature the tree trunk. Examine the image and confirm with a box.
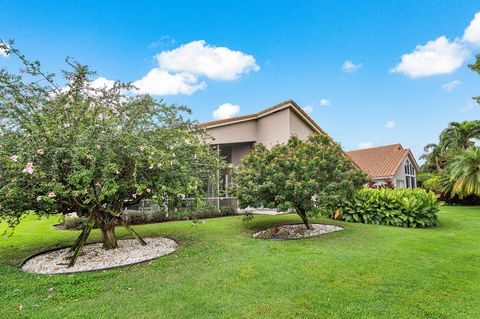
[297,209,312,230]
[100,222,118,249]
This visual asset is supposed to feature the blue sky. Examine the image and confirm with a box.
[1,1,480,159]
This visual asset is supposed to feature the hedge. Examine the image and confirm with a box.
[336,188,440,228]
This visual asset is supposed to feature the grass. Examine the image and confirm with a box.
[0,206,479,318]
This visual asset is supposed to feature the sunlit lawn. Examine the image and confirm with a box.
[1,206,479,318]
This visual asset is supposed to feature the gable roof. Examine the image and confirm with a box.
[199,99,331,136]
[199,99,360,169]
[346,144,419,178]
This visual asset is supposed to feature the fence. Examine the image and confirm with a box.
[125,197,238,213]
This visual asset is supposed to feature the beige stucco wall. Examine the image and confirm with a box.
[256,108,291,148]
[393,154,417,188]
[289,109,315,139]
[206,120,257,145]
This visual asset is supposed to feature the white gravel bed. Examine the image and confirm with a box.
[253,223,343,239]
[21,237,178,274]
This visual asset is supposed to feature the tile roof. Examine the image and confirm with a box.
[346,144,418,178]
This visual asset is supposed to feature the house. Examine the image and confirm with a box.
[198,99,348,198]
[346,144,419,188]
[199,99,338,162]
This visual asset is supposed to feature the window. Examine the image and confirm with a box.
[406,176,410,188]
[396,180,405,188]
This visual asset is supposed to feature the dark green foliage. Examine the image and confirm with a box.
[62,215,89,230]
[61,204,237,229]
[336,188,440,228]
[235,134,367,229]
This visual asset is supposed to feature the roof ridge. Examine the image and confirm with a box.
[347,143,402,153]
[197,99,293,127]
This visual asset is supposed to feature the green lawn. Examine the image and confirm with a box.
[1,206,479,319]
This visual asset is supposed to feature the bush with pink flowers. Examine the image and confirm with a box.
[0,41,221,265]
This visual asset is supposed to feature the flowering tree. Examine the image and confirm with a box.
[0,41,220,265]
[235,134,367,229]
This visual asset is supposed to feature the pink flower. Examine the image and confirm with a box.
[89,101,95,110]
[62,159,69,164]
[48,192,56,199]
[9,155,18,162]
[36,196,42,202]
[23,162,34,174]
[36,149,44,155]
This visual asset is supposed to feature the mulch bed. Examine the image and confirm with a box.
[253,223,343,240]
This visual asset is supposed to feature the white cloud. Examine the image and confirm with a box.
[463,12,480,46]
[156,40,260,80]
[213,103,241,120]
[442,79,461,92]
[319,99,331,106]
[134,40,259,96]
[90,77,116,90]
[358,142,374,149]
[133,69,205,96]
[391,36,469,78]
[384,121,396,129]
[342,60,361,73]
[303,105,314,114]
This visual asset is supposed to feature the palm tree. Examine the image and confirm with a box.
[447,148,480,198]
[439,120,480,153]
[420,143,445,173]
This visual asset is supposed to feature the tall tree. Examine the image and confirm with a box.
[0,41,220,265]
[235,134,366,229]
[439,120,480,153]
[447,148,480,198]
[420,143,445,173]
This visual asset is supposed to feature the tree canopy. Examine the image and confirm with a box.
[235,134,367,229]
[0,41,221,264]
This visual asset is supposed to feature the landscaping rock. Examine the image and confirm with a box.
[253,223,343,240]
[21,237,177,274]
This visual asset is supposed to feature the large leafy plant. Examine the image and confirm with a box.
[336,188,440,228]
[0,41,220,265]
[235,134,367,229]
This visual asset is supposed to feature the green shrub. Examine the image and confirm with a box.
[220,204,237,215]
[62,216,89,230]
[336,188,440,228]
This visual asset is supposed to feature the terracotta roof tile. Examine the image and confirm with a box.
[346,144,417,178]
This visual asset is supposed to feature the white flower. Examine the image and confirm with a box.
[23,162,34,174]
[146,188,151,193]
[9,155,18,162]
[36,149,44,155]
[96,145,101,150]
[36,196,42,202]
[48,192,56,199]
